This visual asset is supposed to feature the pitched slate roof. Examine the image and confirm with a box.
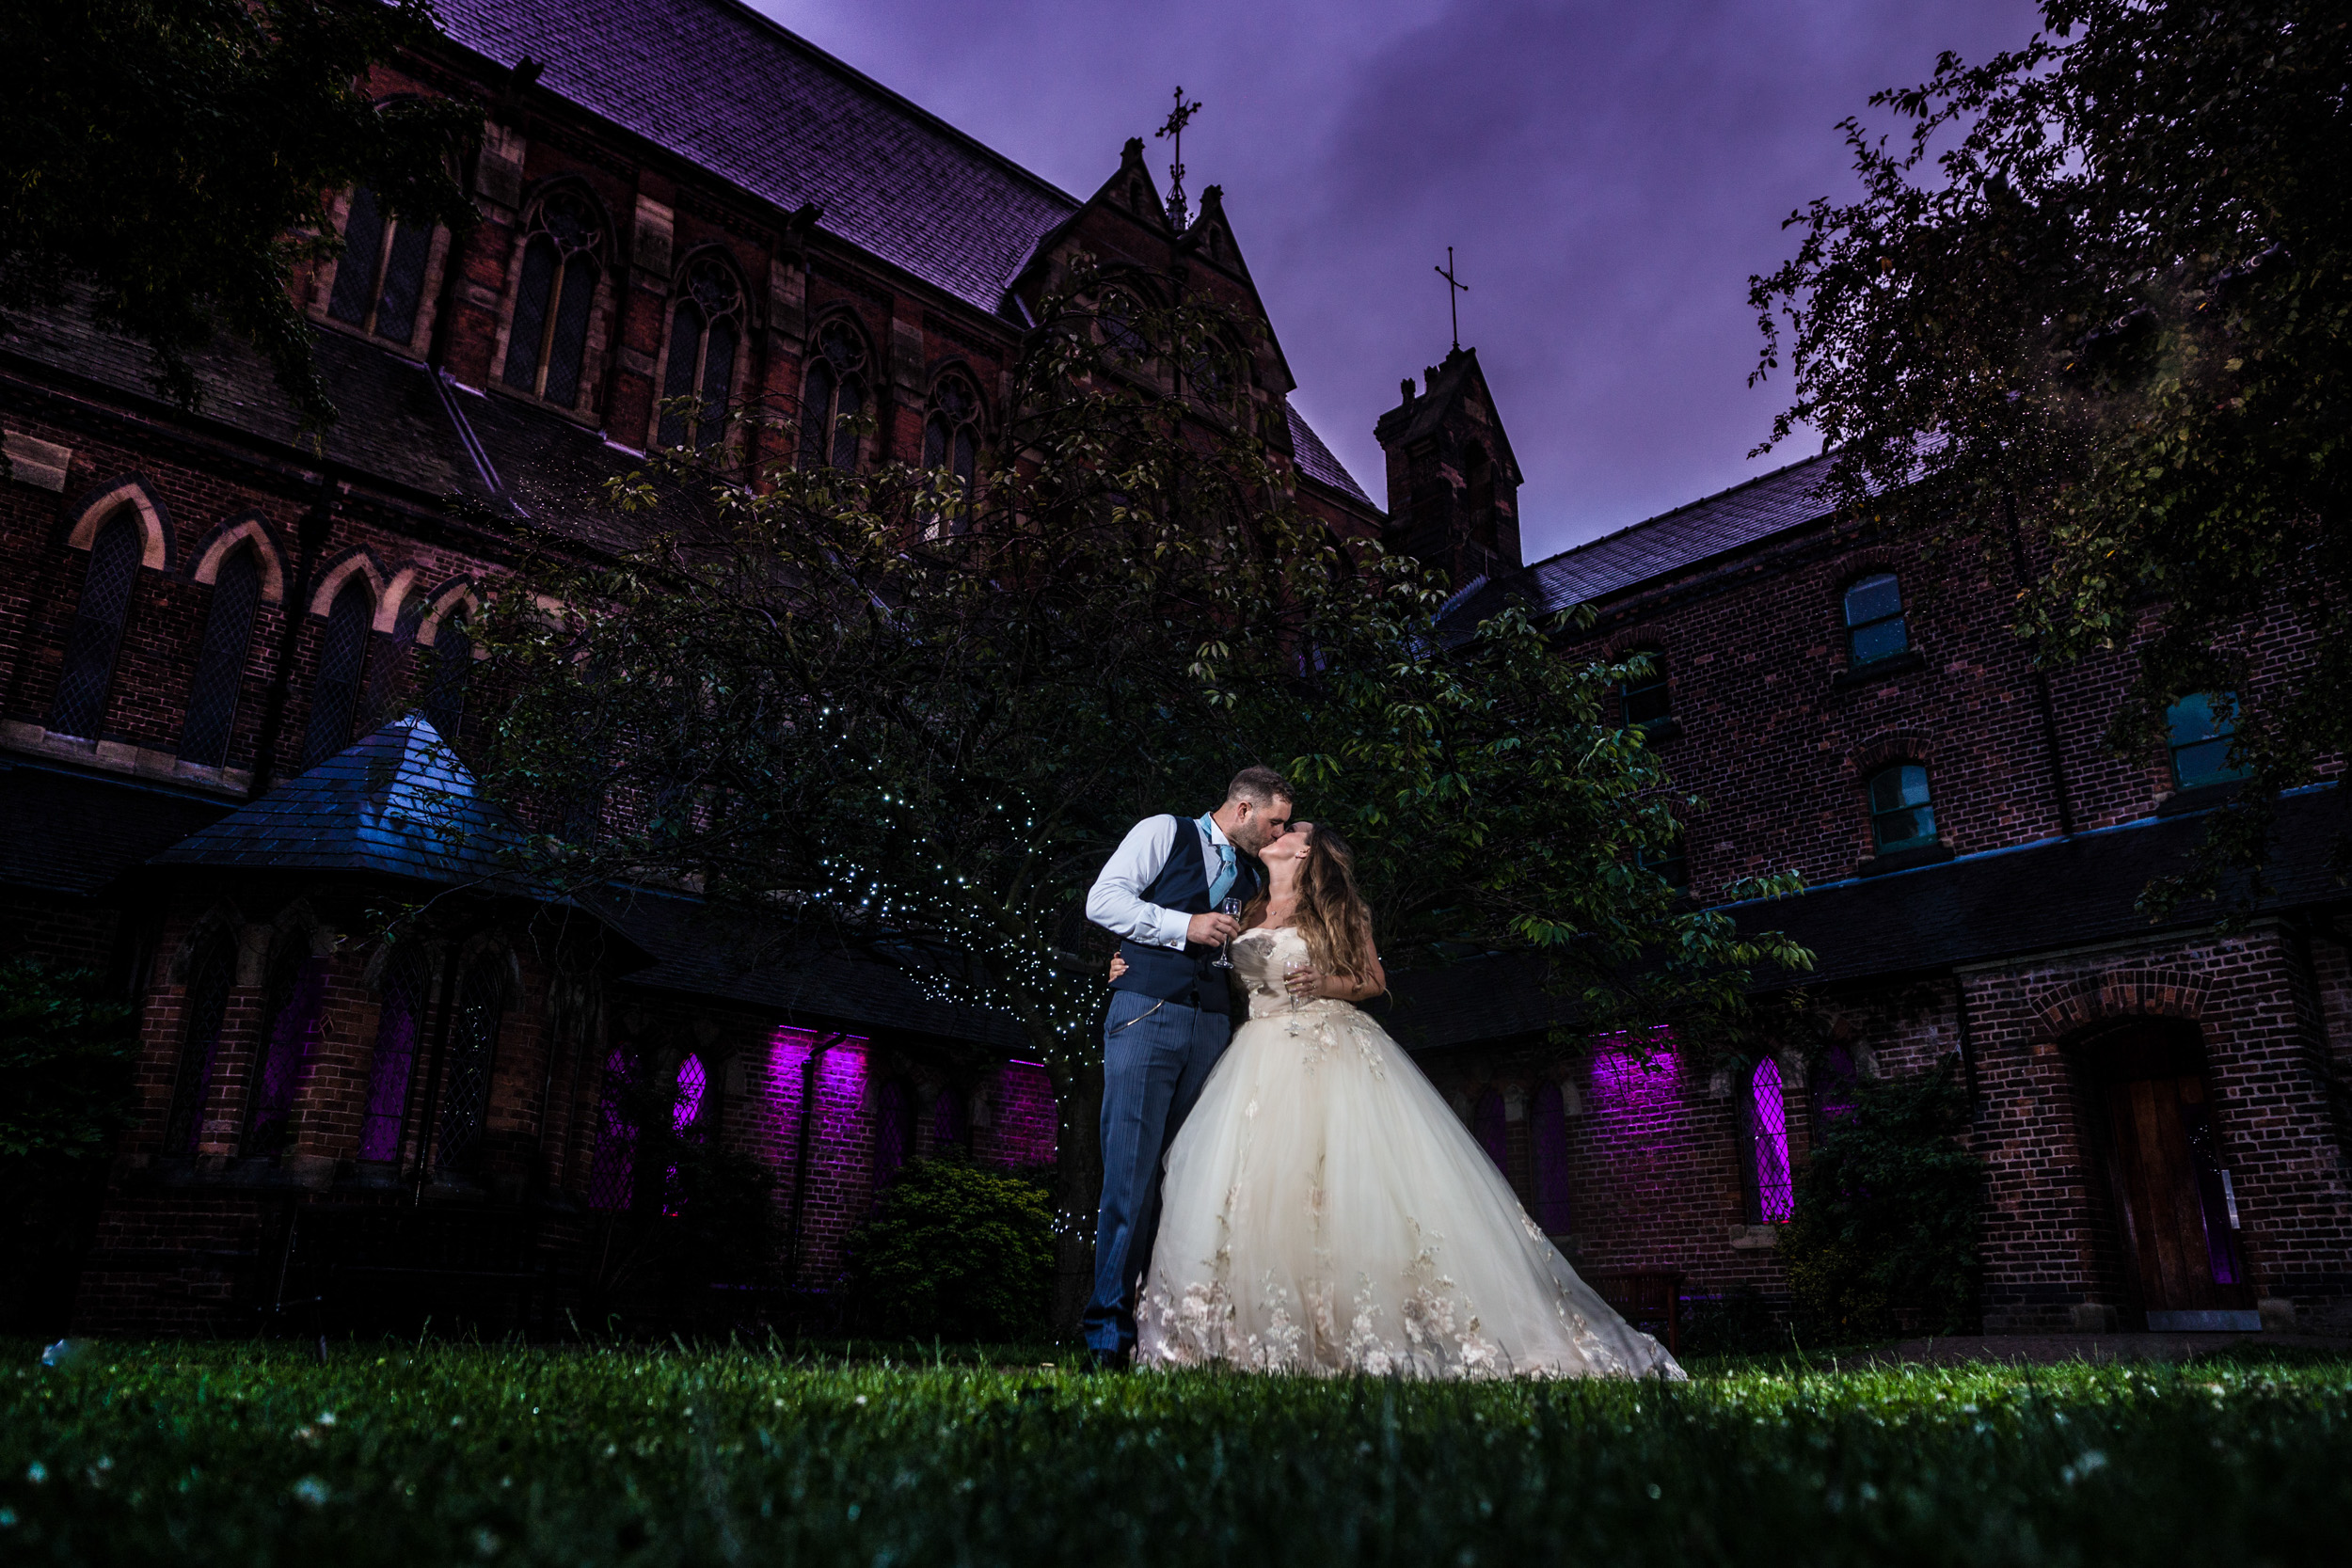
[1444,452,1851,627]
[0,763,232,897]
[598,889,1031,1050]
[433,0,1080,314]
[1287,403,1374,506]
[148,715,533,887]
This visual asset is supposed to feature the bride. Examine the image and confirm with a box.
[1118,823,1684,1380]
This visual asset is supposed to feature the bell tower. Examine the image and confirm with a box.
[1373,345,1523,589]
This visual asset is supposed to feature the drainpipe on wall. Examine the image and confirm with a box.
[2004,490,2078,838]
[784,1032,846,1288]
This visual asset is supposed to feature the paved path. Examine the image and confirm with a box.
[1862,1333,2352,1367]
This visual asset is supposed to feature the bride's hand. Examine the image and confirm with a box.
[1284,964,1324,999]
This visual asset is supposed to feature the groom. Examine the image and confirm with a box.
[1080,765,1295,1367]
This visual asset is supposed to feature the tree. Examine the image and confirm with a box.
[468,262,1809,1317]
[4,0,481,428]
[1750,0,2351,911]
[0,958,140,1193]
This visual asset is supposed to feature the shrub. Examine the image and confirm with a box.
[1678,1284,1785,1356]
[846,1157,1054,1341]
[1778,1055,1984,1339]
[0,957,138,1191]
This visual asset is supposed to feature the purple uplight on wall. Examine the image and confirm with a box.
[1587,1027,1681,1118]
[993,1061,1057,1167]
[246,957,329,1154]
[358,949,429,1162]
[586,1048,638,1211]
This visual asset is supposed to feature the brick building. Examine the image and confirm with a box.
[0,0,1377,1335]
[1393,374,2349,1337]
[4,0,2344,1342]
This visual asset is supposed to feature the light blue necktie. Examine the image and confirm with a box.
[1198,814,1238,908]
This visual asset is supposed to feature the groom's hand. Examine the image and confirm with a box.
[1187,911,1241,947]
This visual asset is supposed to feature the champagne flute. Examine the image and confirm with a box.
[1210,895,1243,970]
[1283,958,1314,1011]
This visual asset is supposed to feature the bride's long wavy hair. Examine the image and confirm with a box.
[1248,826,1378,981]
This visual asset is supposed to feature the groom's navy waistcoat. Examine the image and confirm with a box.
[1108,816,1263,1015]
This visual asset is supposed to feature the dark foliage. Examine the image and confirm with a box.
[845,1158,1055,1342]
[0,958,139,1194]
[3,0,481,427]
[1678,1284,1786,1356]
[1779,1057,1985,1338]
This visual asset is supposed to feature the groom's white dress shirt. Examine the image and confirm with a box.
[1086,814,1232,951]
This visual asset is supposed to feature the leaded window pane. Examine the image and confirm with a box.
[358,944,431,1163]
[421,610,470,743]
[302,579,373,771]
[502,234,558,391]
[50,513,142,739]
[375,216,434,344]
[1745,1058,1793,1223]
[180,546,262,768]
[432,953,506,1178]
[830,373,862,469]
[586,1048,640,1211]
[246,953,329,1155]
[328,187,386,327]
[543,257,599,407]
[659,298,703,449]
[799,359,836,469]
[700,315,737,436]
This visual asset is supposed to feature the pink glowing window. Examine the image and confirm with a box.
[1745,1058,1794,1223]
[1472,1090,1508,1177]
[1531,1083,1573,1236]
[663,1054,707,1215]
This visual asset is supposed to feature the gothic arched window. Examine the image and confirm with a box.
[245,946,330,1156]
[799,319,868,470]
[920,373,981,537]
[50,512,142,740]
[302,578,373,770]
[432,951,507,1178]
[1530,1082,1574,1236]
[421,605,471,743]
[358,944,431,1164]
[1471,1089,1508,1177]
[1842,572,1908,667]
[165,929,237,1155]
[1098,290,1146,362]
[658,258,744,451]
[179,546,263,768]
[662,1053,709,1215]
[1741,1057,1793,1224]
[501,191,605,408]
[931,1088,968,1153]
[326,185,436,346]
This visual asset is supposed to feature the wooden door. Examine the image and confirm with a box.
[2089,1025,2252,1323]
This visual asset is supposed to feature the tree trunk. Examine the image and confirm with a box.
[1049,1056,1103,1334]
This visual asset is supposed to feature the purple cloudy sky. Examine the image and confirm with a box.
[763,0,2042,562]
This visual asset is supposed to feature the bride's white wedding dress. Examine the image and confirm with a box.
[1136,927,1685,1380]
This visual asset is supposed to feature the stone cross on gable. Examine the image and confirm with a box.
[1436,245,1469,352]
[1156,87,1202,231]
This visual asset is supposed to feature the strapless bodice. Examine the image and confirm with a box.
[1229,926,1328,1020]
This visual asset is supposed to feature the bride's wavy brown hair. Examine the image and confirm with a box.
[1248,827,1378,981]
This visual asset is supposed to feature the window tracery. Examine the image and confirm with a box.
[1742,1058,1793,1223]
[326,186,436,346]
[431,950,507,1179]
[302,578,373,770]
[799,318,868,470]
[501,191,605,409]
[658,257,744,451]
[920,372,981,537]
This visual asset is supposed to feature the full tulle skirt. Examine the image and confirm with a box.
[1136,980,1684,1381]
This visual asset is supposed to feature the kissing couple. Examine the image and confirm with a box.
[1082,766,1684,1379]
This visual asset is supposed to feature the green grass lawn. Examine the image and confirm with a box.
[3,1338,2347,1565]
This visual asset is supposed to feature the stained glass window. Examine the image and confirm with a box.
[1843,573,1908,666]
[302,578,373,770]
[920,374,981,537]
[2167,692,2249,792]
[180,546,262,768]
[1530,1082,1574,1235]
[358,944,430,1164]
[165,930,237,1155]
[800,319,867,470]
[1867,763,1937,853]
[326,186,435,346]
[246,952,329,1156]
[1744,1058,1793,1223]
[501,192,604,408]
[586,1047,640,1212]
[431,952,506,1178]
[50,512,142,740]
[658,259,743,451]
